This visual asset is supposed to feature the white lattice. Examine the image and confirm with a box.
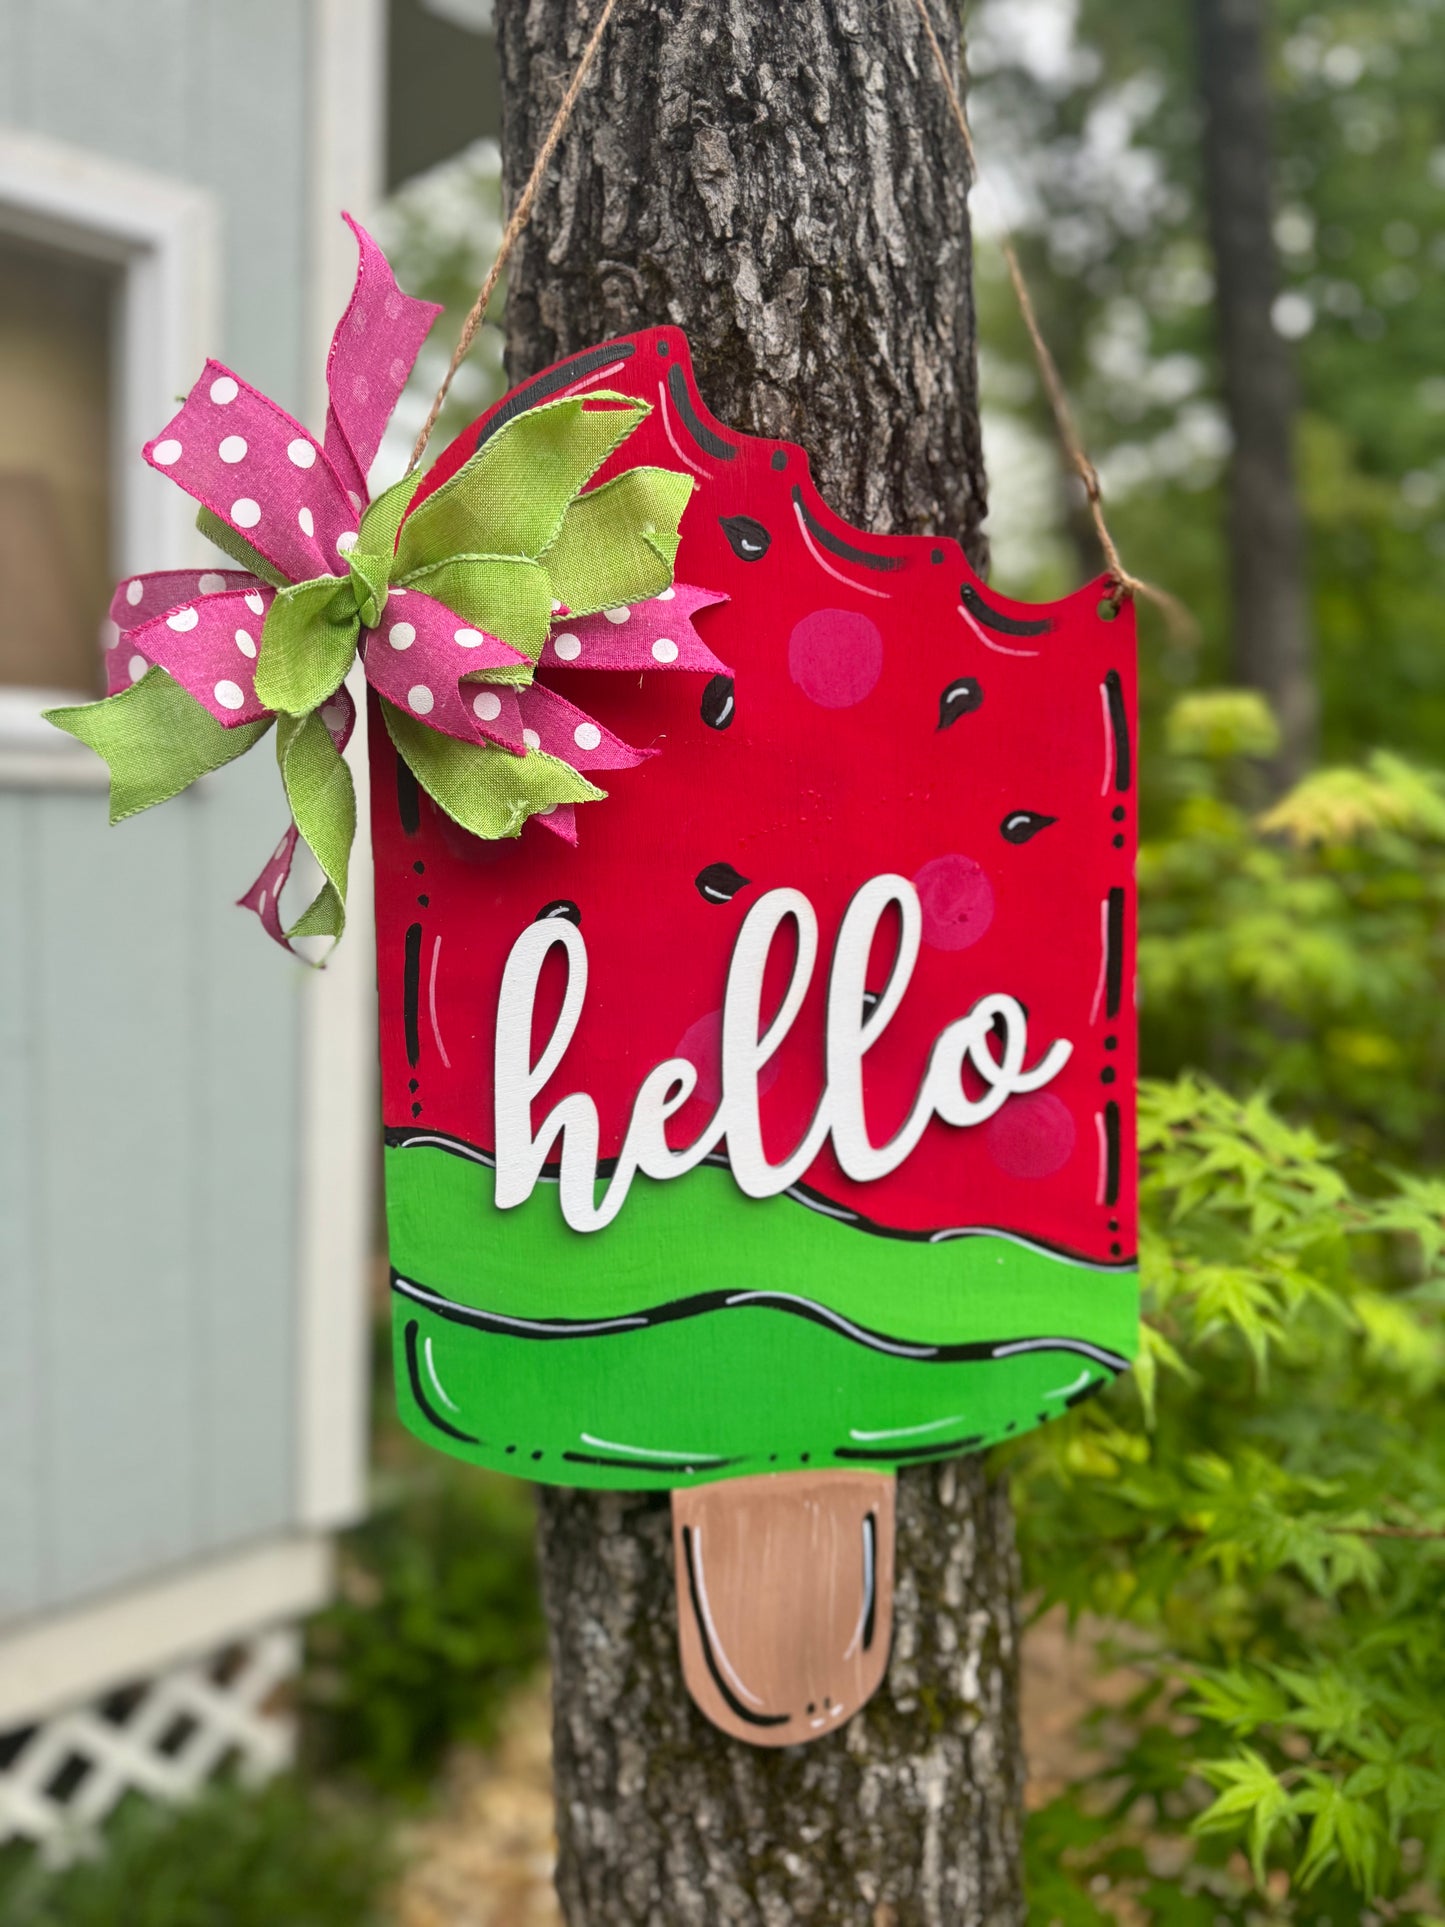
[0,1626,299,1857]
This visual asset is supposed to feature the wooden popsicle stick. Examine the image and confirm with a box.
[671,1470,896,1746]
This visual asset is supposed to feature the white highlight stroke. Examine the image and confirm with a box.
[792,498,892,600]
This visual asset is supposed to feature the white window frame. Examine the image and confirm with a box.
[0,131,215,781]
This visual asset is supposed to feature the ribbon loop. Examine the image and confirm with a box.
[276,706,356,942]
[44,216,719,959]
[255,575,361,717]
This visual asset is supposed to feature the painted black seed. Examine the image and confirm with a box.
[1112,834,1125,849]
[1101,1067,1116,1084]
[930,546,944,564]
[1112,806,1126,822]
[719,512,771,562]
[695,861,751,905]
[413,860,425,875]
[417,894,429,907]
[1111,1243,1122,1257]
[408,1078,419,1094]
[1105,1035,1118,1050]
[769,449,787,471]
[937,675,984,729]
[1001,810,1057,844]
[536,899,581,926]
[411,1102,422,1118]
[701,673,735,730]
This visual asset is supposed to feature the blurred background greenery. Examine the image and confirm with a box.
[6,1,1442,1919]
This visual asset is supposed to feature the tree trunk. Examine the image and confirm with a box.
[1193,0,1316,782]
[495,3,1026,1919]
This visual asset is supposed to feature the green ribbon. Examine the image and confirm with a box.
[276,708,356,941]
[45,391,694,951]
[48,667,271,824]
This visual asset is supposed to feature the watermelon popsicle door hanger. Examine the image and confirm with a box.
[44,218,1135,1747]
[376,329,1139,1746]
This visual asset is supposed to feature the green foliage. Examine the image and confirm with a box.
[0,1779,394,1927]
[1139,702,1445,1166]
[973,0,1445,763]
[303,1461,546,1794]
[1015,1068,1445,1919]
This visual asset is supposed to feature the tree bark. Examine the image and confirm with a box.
[1193,0,1316,782]
[496,3,1025,1919]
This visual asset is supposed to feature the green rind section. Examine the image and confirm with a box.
[392,1298,1123,1490]
[384,1145,1137,1349]
[385,1145,1138,1489]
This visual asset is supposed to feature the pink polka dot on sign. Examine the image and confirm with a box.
[986,1093,1077,1180]
[675,1009,783,1110]
[913,854,995,950]
[787,608,883,708]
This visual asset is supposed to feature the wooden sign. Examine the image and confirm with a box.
[372,330,1137,1742]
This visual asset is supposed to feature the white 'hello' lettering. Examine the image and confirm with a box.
[493,874,1072,1234]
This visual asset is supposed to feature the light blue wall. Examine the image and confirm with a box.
[0,0,312,408]
[0,0,326,1623]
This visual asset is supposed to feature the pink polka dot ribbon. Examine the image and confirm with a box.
[47,217,729,955]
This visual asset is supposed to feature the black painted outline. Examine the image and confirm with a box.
[1105,888,1125,1021]
[680,1525,790,1728]
[959,582,1054,636]
[382,1126,1138,1271]
[861,1513,878,1652]
[563,1449,738,1475]
[474,340,638,451]
[791,487,906,573]
[668,363,737,461]
[404,1319,479,1443]
[834,1434,983,1463]
[391,1271,1133,1373]
[1103,1101,1121,1209]
[1104,670,1132,792]
[402,923,423,1068]
[396,757,421,836]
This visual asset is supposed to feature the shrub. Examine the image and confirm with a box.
[1138,697,1445,1167]
[303,1462,547,1794]
[0,1779,394,1927]
[1015,1074,1445,1918]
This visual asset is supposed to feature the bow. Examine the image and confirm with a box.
[46,217,728,955]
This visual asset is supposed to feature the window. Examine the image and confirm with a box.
[0,232,118,696]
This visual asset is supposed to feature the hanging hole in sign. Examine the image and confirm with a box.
[1096,597,1120,623]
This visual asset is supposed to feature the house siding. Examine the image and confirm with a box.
[0,0,328,1624]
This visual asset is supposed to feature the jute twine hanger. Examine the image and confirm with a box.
[907,0,1192,634]
[408,0,624,470]
[409,0,1191,637]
